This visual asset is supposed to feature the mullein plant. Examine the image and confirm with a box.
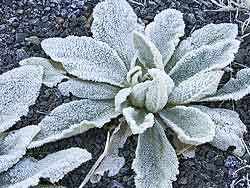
[0,0,249,187]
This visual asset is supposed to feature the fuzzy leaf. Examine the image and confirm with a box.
[123,107,154,135]
[201,68,250,101]
[174,23,238,62]
[29,99,119,148]
[92,0,143,69]
[132,122,179,188]
[115,88,132,113]
[58,79,120,100]
[159,106,216,145]
[145,69,174,112]
[195,106,247,156]
[133,31,164,70]
[130,81,152,108]
[41,36,127,87]
[145,9,185,64]
[0,126,40,173]
[19,57,67,87]
[168,70,224,104]
[0,148,91,188]
[0,65,43,133]
[169,40,240,85]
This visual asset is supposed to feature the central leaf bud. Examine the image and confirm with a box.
[128,68,174,113]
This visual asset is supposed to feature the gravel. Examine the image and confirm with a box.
[1,0,250,187]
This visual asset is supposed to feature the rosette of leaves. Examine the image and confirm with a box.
[0,0,249,187]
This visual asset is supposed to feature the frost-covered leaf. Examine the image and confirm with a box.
[145,9,185,64]
[29,99,119,148]
[19,57,67,87]
[126,65,143,86]
[174,23,238,62]
[130,69,174,112]
[169,40,240,85]
[0,126,40,173]
[115,88,132,113]
[130,81,152,109]
[194,106,247,156]
[0,65,43,133]
[168,70,224,104]
[201,68,250,102]
[133,31,164,70]
[132,122,179,188]
[123,107,154,135]
[41,36,127,87]
[145,69,174,112]
[0,148,91,188]
[92,0,143,69]
[58,79,120,100]
[80,121,132,187]
[159,106,216,145]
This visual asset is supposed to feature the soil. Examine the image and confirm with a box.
[1,0,250,188]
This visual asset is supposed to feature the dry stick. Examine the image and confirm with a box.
[79,132,111,188]
[127,0,144,6]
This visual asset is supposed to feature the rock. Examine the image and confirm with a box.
[16,48,29,61]
[25,36,40,46]
[0,25,6,32]
[186,13,196,24]
[15,32,27,43]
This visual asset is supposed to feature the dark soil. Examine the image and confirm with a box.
[1,0,250,188]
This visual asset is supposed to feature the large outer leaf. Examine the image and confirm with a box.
[92,0,143,69]
[0,65,43,133]
[174,23,238,62]
[19,57,67,87]
[201,68,250,102]
[29,99,119,148]
[145,9,185,64]
[168,70,224,104]
[0,126,40,173]
[123,107,154,135]
[158,106,216,145]
[0,148,92,188]
[133,31,164,70]
[58,79,120,100]
[132,122,179,188]
[195,106,247,156]
[41,36,127,87]
[169,40,240,85]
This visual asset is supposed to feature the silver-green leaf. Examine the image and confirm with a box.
[0,126,40,173]
[29,99,119,148]
[123,107,154,135]
[201,68,250,102]
[19,57,67,87]
[0,65,43,133]
[168,70,224,104]
[194,106,247,156]
[169,40,240,85]
[41,36,128,87]
[132,122,179,188]
[145,9,185,64]
[159,106,216,145]
[58,79,120,100]
[133,31,164,70]
[0,148,92,188]
[92,0,143,69]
